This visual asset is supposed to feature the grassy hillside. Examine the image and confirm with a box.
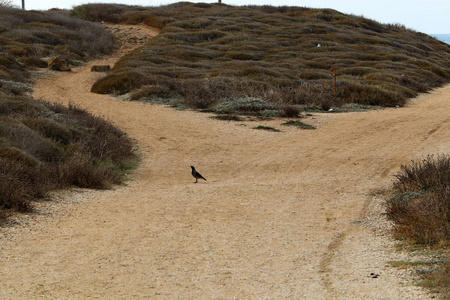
[74,2,450,114]
[0,5,135,220]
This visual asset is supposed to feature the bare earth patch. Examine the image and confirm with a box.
[1,24,449,299]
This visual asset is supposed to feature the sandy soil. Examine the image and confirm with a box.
[1,24,449,299]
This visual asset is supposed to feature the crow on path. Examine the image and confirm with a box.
[191,166,207,183]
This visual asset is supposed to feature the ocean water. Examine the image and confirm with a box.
[431,34,450,44]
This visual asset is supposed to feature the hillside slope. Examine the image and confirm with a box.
[0,6,134,219]
[75,3,450,110]
[1,23,449,299]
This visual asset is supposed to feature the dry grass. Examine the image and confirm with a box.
[385,155,450,298]
[75,3,450,113]
[0,5,135,221]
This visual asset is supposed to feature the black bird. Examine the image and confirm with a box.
[191,166,207,183]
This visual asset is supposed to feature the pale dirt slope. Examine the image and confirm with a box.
[1,24,449,299]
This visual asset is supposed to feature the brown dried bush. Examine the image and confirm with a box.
[386,155,450,245]
[0,96,137,220]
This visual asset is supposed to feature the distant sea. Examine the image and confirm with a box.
[431,34,450,44]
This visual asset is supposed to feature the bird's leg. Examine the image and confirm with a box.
[194,178,198,183]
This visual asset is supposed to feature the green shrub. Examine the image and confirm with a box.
[215,97,277,115]
[0,96,137,220]
[281,120,316,130]
[253,125,280,132]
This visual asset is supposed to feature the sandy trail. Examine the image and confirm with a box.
[1,24,449,299]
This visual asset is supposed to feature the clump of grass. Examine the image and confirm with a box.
[253,125,280,132]
[83,3,450,111]
[385,154,450,297]
[281,120,316,130]
[0,5,118,73]
[0,95,137,220]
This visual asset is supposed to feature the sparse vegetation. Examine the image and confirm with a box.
[0,95,137,220]
[388,255,449,298]
[385,155,450,297]
[75,3,450,114]
[253,125,280,132]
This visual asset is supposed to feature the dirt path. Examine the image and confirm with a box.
[1,24,449,299]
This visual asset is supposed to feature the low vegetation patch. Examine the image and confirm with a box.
[74,3,450,113]
[385,155,450,297]
[281,120,316,130]
[253,125,280,132]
